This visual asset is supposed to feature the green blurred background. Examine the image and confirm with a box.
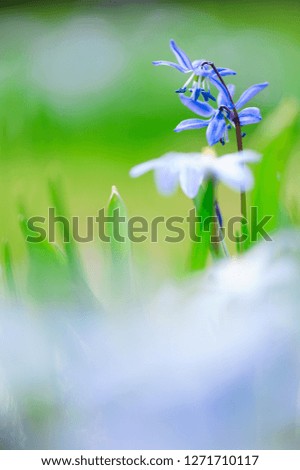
[0,0,299,278]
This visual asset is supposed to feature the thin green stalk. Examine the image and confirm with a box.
[215,199,230,258]
[3,242,18,301]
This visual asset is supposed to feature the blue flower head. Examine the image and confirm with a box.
[175,82,269,146]
[186,81,216,103]
[153,40,236,99]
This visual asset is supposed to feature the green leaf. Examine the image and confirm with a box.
[249,99,299,240]
[48,179,82,276]
[235,230,242,255]
[48,179,99,311]
[106,186,132,302]
[107,186,131,263]
[189,180,214,271]
[3,242,18,301]
[19,208,73,307]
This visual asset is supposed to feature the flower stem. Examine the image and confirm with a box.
[215,200,229,258]
[202,62,247,221]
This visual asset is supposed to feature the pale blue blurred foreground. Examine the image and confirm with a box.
[0,1,300,451]
[1,231,300,449]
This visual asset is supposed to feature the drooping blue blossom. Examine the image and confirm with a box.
[175,82,269,146]
[130,150,260,199]
[153,40,236,98]
[185,80,216,103]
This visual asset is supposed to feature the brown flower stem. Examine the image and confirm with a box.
[202,62,247,221]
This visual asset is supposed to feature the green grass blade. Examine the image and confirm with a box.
[189,181,214,271]
[48,179,99,311]
[19,208,73,307]
[3,242,18,301]
[48,179,82,276]
[249,99,299,241]
[106,186,132,302]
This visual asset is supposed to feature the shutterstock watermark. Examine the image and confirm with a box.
[26,207,273,244]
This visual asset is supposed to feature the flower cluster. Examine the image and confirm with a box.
[154,40,268,147]
[153,39,236,100]
[175,83,268,146]
[130,40,267,201]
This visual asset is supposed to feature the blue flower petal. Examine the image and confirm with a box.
[175,118,209,132]
[170,40,193,71]
[217,67,237,77]
[206,112,226,146]
[192,60,212,77]
[191,88,202,101]
[201,90,216,102]
[238,107,262,125]
[209,76,232,108]
[179,95,214,118]
[217,84,235,107]
[235,82,269,110]
[152,60,188,73]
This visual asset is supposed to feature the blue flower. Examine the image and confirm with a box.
[175,82,269,146]
[153,40,236,96]
[130,150,260,199]
[184,80,216,103]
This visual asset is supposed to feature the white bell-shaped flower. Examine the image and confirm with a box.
[130,150,261,199]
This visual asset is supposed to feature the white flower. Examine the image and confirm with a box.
[130,150,261,198]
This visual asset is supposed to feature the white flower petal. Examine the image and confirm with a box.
[235,150,261,164]
[213,160,254,191]
[219,150,261,164]
[154,166,178,195]
[130,152,223,198]
[130,159,159,178]
[179,166,204,198]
